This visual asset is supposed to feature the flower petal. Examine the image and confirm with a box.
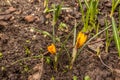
[47,44,56,54]
[76,32,87,48]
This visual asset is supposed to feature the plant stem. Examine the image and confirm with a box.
[70,46,77,69]
[70,20,77,69]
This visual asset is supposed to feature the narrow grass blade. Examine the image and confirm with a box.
[118,6,120,31]
[110,0,120,17]
[84,0,89,9]
[112,17,120,57]
[33,28,52,38]
[52,4,62,26]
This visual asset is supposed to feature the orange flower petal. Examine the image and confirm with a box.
[47,44,56,54]
[76,32,87,48]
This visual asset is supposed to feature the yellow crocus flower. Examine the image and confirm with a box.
[47,44,56,55]
[76,32,87,48]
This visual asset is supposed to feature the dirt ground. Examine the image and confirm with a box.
[0,0,120,80]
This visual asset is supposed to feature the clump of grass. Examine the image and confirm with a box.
[78,0,99,32]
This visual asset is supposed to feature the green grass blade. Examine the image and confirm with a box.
[118,6,120,31]
[110,0,120,17]
[84,0,89,9]
[112,17,120,57]
[33,28,53,38]
[52,4,62,26]
[78,0,85,23]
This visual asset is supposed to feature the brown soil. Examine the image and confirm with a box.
[0,0,120,80]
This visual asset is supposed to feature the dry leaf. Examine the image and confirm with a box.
[28,58,43,80]
[88,38,104,52]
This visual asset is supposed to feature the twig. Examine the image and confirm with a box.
[98,55,113,71]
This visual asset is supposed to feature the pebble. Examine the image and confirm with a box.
[24,15,35,22]
[40,15,45,24]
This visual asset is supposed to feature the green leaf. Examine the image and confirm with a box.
[73,76,78,80]
[112,17,120,57]
[84,75,91,80]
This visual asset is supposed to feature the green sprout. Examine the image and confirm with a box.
[50,76,55,80]
[24,46,31,56]
[84,75,91,80]
[58,22,68,31]
[73,76,78,80]
[52,4,62,26]
[45,56,51,64]
[23,65,29,72]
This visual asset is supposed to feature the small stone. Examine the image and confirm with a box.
[40,15,45,24]
[65,16,69,21]
[24,15,35,22]
[45,14,51,19]
[30,28,34,32]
